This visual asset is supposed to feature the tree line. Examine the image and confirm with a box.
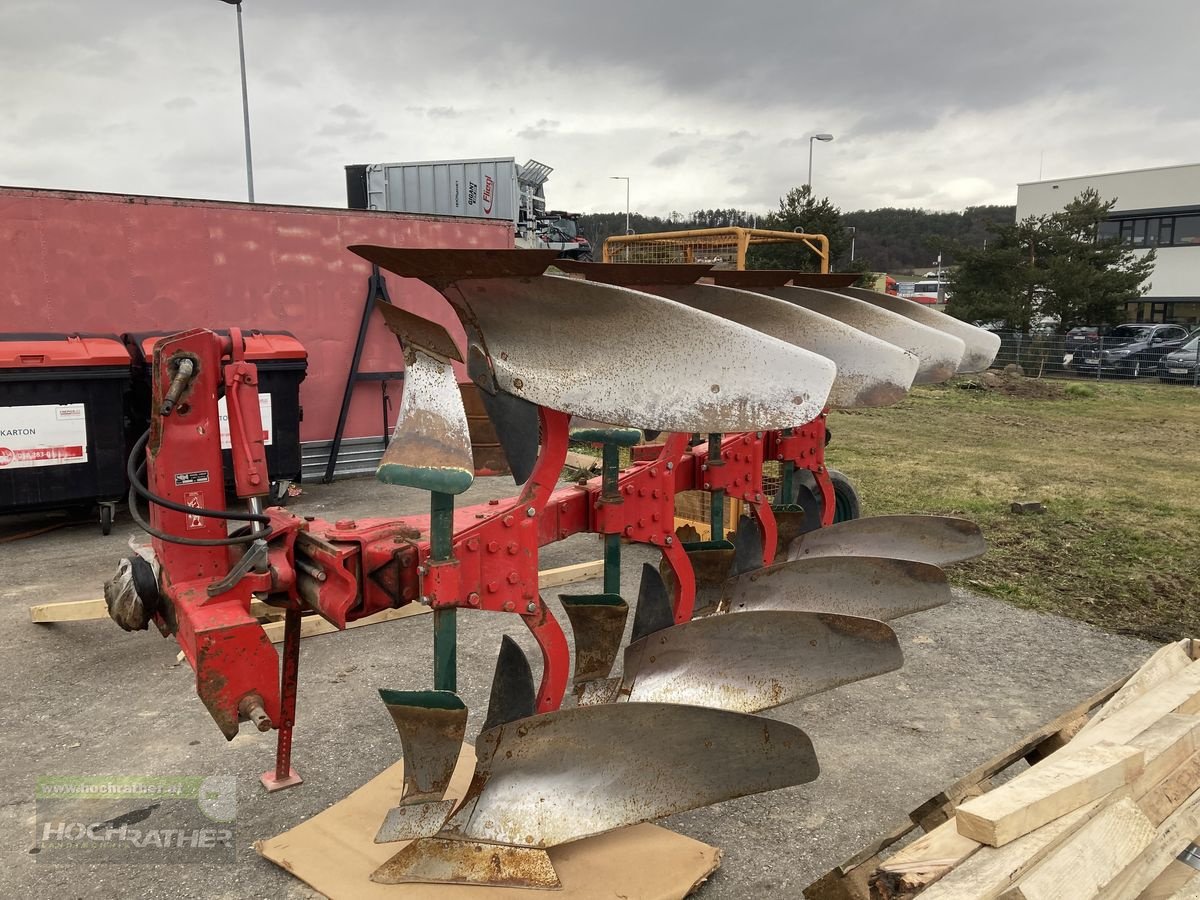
[577,201,1016,272]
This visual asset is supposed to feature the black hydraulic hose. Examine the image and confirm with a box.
[126,429,277,547]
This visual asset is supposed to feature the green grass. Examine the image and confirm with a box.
[827,378,1200,641]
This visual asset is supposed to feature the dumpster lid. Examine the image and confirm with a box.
[125,330,306,363]
[0,333,130,368]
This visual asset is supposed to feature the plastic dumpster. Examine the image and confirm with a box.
[0,333,132,533]
[125,330,307,499]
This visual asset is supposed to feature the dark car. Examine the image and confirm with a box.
[1070,323,1191,377]
[1159,335,1200,383]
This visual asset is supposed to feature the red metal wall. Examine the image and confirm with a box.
[0,186,513,442]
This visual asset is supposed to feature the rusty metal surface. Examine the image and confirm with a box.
[376,799,457,843]
[642,283,919,409]
[719,556,951,620]
[560,594,629,686]
[787,515,987,566]
[440,702,819,848]
[836,286,1002,373]
[708,269,797,288]
[619,611,903,711]
[376,348,474,494]
[443,273,837,432]
[349,246,559,284]
[375,299,463,362]
[379,691,468,801]
[757,285,967,384]
[554,258,711,285]
[685,546,737,588]
[372,837,560,888]
[788,272,862,289]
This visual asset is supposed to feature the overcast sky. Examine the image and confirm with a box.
[3,1,1198,217]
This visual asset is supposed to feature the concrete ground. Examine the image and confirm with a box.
[0,475,1153,899]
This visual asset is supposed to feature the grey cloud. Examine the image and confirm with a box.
[651,146,691,167]
[164,97,197,111]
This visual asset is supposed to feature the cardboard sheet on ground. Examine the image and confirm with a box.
[256,745,722,898]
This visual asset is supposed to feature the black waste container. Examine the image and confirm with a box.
[0,333,132,533]
[125,330,307,498]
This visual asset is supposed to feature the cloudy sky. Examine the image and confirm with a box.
[3,1,1198,217]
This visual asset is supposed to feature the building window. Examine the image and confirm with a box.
[1104,213,1200,247]
[1176,216,1200,245]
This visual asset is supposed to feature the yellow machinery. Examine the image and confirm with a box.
[601,226,830,272]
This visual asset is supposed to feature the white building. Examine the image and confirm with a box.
[1016,163,1200,324]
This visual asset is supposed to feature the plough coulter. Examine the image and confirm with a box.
[103,249,999,889]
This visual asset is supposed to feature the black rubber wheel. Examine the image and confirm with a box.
[100,504,114,536]
[793,467,861,525]
[827,468,861,523]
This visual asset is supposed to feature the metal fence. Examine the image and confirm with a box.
[988,332,1200,386]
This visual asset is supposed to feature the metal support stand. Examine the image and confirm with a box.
[601,442,622,595]
[323,266,406,483]
[261,606,303,792]
[707,433,725,541]
[429,491,457,692]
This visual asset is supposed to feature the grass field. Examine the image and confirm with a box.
[826,376,1200,642]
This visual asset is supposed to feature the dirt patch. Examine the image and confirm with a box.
[954,373,1068,400]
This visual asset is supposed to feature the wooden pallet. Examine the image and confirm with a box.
[805,640,1200,900]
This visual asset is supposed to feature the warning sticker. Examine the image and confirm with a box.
[0,404,88,469]
[174,471,211,486]
[184,492,205,530]
[218,394,273,450]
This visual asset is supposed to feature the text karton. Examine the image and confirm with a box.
[0,403,88,469]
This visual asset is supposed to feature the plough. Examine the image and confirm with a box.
[103,248,1000,889]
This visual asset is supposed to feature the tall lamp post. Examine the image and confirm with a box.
[846,225,857,262]
[806,132,835,190]
[219,0,255,202]
[609,176,631,234]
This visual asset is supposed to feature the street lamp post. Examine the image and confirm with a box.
[806,132,835,190]
[219,0,255,202]
[846,225,856,262]
[610,176,631,234]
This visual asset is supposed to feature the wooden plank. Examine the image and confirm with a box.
[1141,751,1200,828]
[1068,660,1200,756]
[955,743,1144,847]
[805,818,918,900]
[29,560,604,627]
[1131,715,1200,798]
[261,603,430,643]
[1170,876,1200,900]
[997,796,1156,900]
[1079,642,1194,738]
[30,598,107,622]
[915,791,1127,900]
[1138,860,1200,900]
[1099,788,1200,899]
[536,559,604,589]
[870,817,982,899]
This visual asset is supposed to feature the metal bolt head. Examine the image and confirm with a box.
[526,506,536,517]
[507,542,518,555]
[526,601,537,613]
[467,592,480,607]
[417,565,429,576]
[487,540,500,553]
[665,535,673,546]
[419,595,431,606]
[506,572,520,584]
[503,601,515,612]
[335,519,356,530]
[756,432,763,439]
[666,462,673,471]
[703,482,710,490]
[502,515,514,527]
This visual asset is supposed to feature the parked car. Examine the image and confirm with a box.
[1159,335,1200,383]
[1070,323,1191,377]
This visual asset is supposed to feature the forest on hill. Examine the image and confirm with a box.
[577,201,1016,272]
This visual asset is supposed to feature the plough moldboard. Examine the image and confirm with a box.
[102,250,999,890]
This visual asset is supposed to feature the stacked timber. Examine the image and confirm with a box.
[866,639,1200,899]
